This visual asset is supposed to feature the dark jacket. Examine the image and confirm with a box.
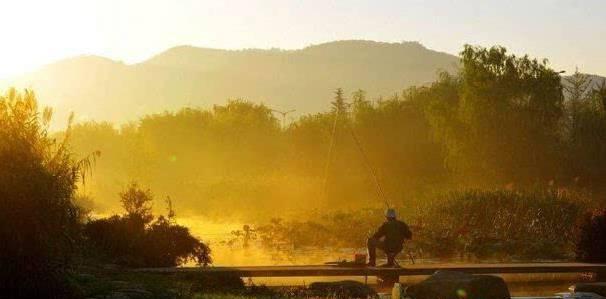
[372,219,412,252]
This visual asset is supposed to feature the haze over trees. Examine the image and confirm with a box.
[57,45,606,220]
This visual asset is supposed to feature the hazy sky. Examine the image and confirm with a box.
[0,0,604,78]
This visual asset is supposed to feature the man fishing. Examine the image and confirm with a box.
[367,208,412,267]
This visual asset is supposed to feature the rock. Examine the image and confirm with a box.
[405,270,510,299]
[309,280,376,298]
[572,282,606,296]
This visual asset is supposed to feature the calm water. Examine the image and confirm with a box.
[180,216,585,296]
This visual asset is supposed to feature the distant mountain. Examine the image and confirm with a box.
[1,40,459,126]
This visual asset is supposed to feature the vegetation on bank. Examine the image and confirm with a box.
[575,208,606,263]
[84,182,211,267]
[417,189,588,260]
[230,189,593,261]
[0,89,211,298]
[0,90,88,298]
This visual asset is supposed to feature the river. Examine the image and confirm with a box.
[179,217,586,296]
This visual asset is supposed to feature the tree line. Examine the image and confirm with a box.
[67,45,606,217]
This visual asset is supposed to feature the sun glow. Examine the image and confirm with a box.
[0,1,97,78]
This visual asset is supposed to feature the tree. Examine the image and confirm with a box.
[566,76,606,189]
[423,45,564,185]
[351,89,373,127]
[564,69,592,134]
[592,79,606,110]
[0,89,90,298]
[120,182,154,224]
[564,68,592,102]
[331,88,349,114]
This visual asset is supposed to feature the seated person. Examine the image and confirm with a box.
[367,208,412,267]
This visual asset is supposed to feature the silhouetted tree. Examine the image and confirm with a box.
[0,89,91,298]
[564,69,592,136]
[592,79,606,110]
[423,45,564,185]
[331,88,348,114]
[120,182,154,225]
[85,183,211,267]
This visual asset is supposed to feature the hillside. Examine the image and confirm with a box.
[2,40,459,126]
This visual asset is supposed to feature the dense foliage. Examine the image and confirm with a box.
[0,89,88,298]
[576,209,606,262]
[233,189,588,261]
[417,189,586,260]
[65,45,606,218]
[84,183,211,267]
[424,45,564,185]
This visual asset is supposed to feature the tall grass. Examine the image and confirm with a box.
[415,189,588,260]
[240,189,591,261]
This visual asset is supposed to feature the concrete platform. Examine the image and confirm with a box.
[135,262,606,277]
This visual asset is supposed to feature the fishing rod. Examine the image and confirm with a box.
[321,101,391,209]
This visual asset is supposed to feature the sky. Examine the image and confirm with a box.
[0,0,605,79]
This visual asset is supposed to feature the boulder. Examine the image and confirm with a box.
[572,282,606,297]
[309,280,376,298]
[405,271,510,299]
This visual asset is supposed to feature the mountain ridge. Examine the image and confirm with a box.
[2,40,460,126]
[4,40,600,128]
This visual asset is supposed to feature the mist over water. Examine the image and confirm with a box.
[179,216,581,296]
[180,216,362,266]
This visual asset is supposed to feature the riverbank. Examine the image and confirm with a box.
[73,262,589,298]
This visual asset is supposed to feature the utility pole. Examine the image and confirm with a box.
[270,109,296,128]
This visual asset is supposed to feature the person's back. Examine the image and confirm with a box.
[367,208,412,267]
[375,218,412,252]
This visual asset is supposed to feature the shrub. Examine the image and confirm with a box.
[0,89,90,298]
[251,209,383,250]
[84,215,147,266]
[576,209,606,262]
[84,183,211,267]
[240,189,589,261]
[418,189,586,260]
[143,216,211,266]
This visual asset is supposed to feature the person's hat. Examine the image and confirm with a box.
[385,208,397,219]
